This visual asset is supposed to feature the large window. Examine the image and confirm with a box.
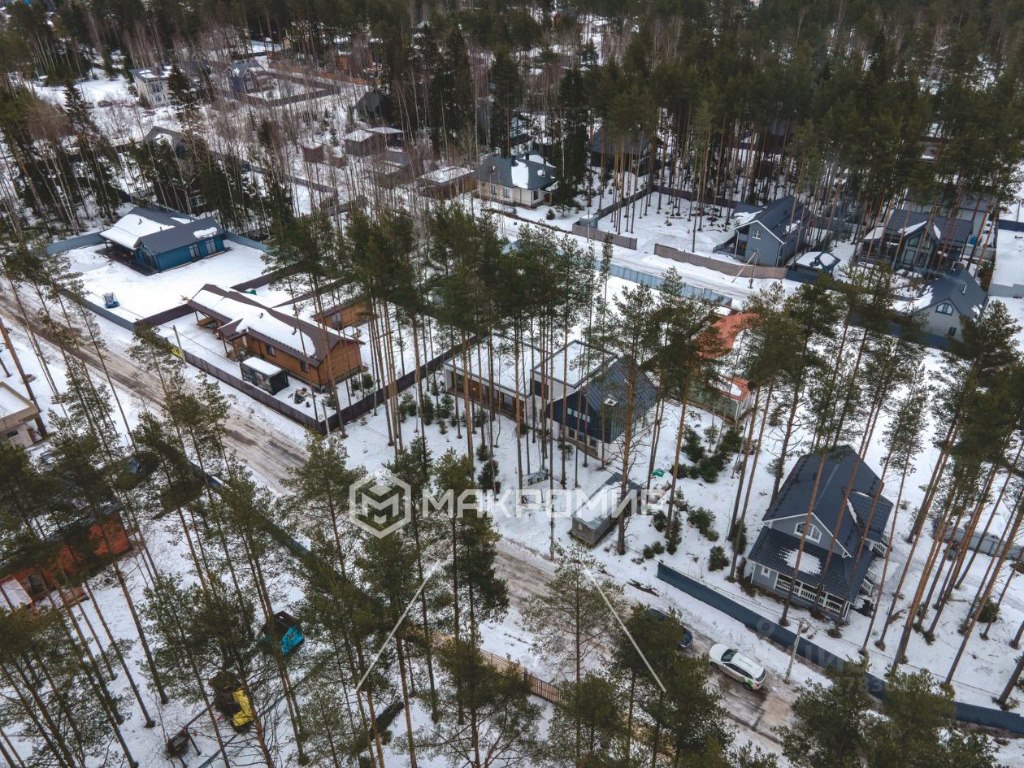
[936,302,955,316]
[795,522,822,543]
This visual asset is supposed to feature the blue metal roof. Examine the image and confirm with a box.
[748,526,875,602]
[764,447,893,556]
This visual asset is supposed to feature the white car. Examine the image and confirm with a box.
[708,644,767,690]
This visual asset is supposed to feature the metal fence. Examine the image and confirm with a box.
[607,263,733,305]
[656,562,1024,735]
[654,243,788,280]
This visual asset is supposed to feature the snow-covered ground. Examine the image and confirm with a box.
[64,241,272,321]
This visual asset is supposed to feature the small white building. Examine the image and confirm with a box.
[989,220,1024,298]
[475,153,556,208]
[130,65,174,107]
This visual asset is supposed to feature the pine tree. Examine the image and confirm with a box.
[778,658,871,768]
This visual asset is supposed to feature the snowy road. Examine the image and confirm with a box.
[0,291,795,752]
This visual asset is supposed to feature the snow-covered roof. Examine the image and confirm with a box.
[534,340,612,389]
[188,284,357,364]
[445,335,543,396]
[101,212,175,250]
[100,207,223,255]
[345,128,376,142]
[476,152,556,191]
[896,266,986,318]
[794,251,841,272]
[992,220,1024,293]
[422,165,473,185]
[0,382,36,421]
[241,356,285,377]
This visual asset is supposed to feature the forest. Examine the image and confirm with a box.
[1,0,1024,767]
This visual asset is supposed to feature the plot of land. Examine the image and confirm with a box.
[63,240,273,321]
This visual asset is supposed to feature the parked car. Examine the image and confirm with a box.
[645,607,694,650]
[708,644,767,690]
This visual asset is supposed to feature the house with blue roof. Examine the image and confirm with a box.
[746,447,893,622]
[533,341,657,456]
[859,207,974,276]
[100,207,225,273]
[722,196,809,267]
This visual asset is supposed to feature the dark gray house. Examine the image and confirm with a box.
[588,125,652,174]
[725,196,809,267]
[747,447,892,622]
[224,60,269,94]
[355,88,393,125]
[533,341,657,456]
[475,153,556,208]
[859,208,973,276]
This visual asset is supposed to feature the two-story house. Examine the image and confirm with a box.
[747,447,893,623]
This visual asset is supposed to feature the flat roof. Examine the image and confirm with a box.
[0,381,38,423]
[447,336,543,396]
[994,221,1024,290]
[534,340,611,390]
[241,357,286,377]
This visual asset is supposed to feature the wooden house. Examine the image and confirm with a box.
[187,284,362,389]
[1,510,132,610]
[314,296,369,330]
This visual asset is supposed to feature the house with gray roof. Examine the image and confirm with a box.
[100,207,224,273]
[859,208,974,276]
[723,196,809,267]
[224,60,269,94]
[897,264,986,342]
[588,125,653,174]
[532,341,657,456]
[746,447,893,623]
[475,153,556,208]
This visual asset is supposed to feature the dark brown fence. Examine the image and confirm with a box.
[181,349,325,431]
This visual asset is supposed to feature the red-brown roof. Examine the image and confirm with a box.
[704,312,757,358]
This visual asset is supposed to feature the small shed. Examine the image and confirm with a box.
[241,357,289,395]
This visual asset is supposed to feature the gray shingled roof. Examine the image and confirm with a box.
[885,208,973,247]
[740,195,807,243]
[916,267,986,318]
[748,526,875,602]
[764,446,893,556]
[584,357,657,414]
[475,153,555,191]
[134,207,223,254]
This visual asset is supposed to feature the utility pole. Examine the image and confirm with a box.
[785,618,810,683]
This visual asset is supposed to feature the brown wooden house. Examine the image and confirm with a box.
[1,510,132,610]
[314,295,369,330]
[187,284,363,389]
